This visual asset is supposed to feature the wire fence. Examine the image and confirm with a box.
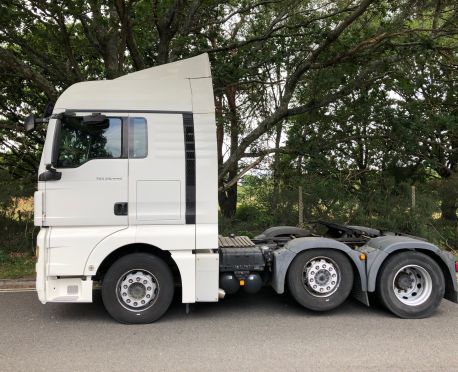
[224,179,458,253]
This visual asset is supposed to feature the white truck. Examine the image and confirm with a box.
[27,54,457,323]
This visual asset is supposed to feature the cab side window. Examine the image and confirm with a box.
[57,116,122,168]
[129,117,147,158]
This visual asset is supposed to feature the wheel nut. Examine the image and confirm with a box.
[143,280,147,284]
[126,299,131,303]
[123,285,127,289]
[146,294,150,298]
[147,286,151,291]
[136,277,140,282]
[141,300,145,304]
[129,279,133,283]
[327,287,330,290]
[331,281,335,285]
[134,302,137,306]
[122,292,127,297]
[313,285,317,289]
[311,271,315,275]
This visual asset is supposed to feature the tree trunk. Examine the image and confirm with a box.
[157,35,171,65]
[440,171,457,222]
[219,186,238,218]
[218,86,239,218]
[271,122,283,213]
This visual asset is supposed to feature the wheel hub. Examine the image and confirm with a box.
[392,265,432,306]
[395,272,412,290]
[128,282,147,299]
[117,270,158,310]
[303,257,340,297]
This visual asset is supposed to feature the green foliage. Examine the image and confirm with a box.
[0,255,35,279]
[225,173,457,252]
[0,170,36,277]
[1,0,457,278]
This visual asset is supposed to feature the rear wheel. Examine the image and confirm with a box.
[287,249,354,312]
[376,251,444,319]
[102,253,174,324]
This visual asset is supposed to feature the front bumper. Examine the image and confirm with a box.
[35,228,92,303]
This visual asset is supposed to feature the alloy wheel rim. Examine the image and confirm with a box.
[392,264,432,306]
[116,269,159,312]
[302,256,341,297]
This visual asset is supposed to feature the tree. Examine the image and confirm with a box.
[0,0,457,222]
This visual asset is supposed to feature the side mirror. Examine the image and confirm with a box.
[25,114,36,132]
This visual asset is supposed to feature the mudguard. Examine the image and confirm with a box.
[271,237,369,305]
[361,236,458,303]
[254,226,311,240]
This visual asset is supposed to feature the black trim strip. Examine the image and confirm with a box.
[192,249,219,254]
[122,117,129,158]
[65,109,192,115]
[51,118,61,166]
[183,113,196,225]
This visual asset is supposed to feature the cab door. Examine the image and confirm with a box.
[128,113,186,225]
[43,113,129,227]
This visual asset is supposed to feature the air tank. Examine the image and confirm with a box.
[219,273,240,294]
[242,273,263,294]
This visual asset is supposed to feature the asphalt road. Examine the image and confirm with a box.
[0,289,457,372]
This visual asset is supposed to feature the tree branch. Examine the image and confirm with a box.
[114,0,146,70]
[219,0,377,180]
[0,48,58,100]
[220,156,266,191]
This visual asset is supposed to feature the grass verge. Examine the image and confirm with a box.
[0,255,35,279]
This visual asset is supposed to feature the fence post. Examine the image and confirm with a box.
[298,185,304,227]
[411,185,416,210]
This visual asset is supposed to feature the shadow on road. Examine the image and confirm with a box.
[45,286,392,324]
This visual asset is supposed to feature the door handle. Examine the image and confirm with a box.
[114,202,128,216]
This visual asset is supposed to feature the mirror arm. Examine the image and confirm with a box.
[45,163,56,172]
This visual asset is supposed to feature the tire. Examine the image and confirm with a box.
[102,253,174,324]
[376,251,444,319]
[287,249,354,312]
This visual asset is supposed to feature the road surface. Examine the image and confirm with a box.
[0,289,457,371]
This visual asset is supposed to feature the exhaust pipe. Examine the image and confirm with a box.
[218,288,226,299]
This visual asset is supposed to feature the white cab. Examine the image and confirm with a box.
[35,54,219,304]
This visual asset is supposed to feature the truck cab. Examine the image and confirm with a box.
[33,54,457,323]
[35,54,220,320]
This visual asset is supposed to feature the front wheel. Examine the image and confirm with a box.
[287,249,354,312]
[102,253,174,324]
[376,251,444,319]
